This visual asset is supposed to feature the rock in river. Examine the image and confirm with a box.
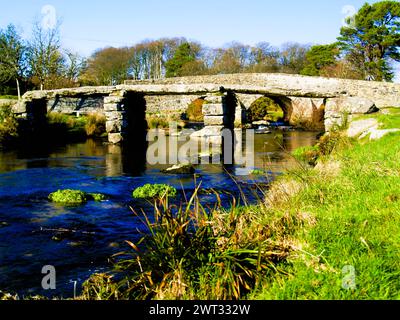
[161,164,195,174]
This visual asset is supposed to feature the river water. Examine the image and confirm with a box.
[0,130,317,298]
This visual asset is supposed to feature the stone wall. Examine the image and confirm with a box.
[124,73,400,108]
[145,94,204,117]
[47,96,104,114]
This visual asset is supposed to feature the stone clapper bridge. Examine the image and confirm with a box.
[15,73,400,145]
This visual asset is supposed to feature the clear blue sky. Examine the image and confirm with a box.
[1,0,398,80]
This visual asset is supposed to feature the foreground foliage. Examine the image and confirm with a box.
[0,104,18,146]
[82,188,297,300]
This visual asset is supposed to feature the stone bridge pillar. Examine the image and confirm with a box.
[191,92,237,144]
[104,94,128,144]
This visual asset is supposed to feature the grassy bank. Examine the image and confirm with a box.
[251,109,400,299]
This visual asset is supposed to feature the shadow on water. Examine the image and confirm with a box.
[0,129,319,298]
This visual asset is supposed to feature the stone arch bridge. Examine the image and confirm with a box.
[15,73,400,144]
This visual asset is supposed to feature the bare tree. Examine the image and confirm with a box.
[27,20,64,90]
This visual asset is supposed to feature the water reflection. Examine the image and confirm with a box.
[0,131,318,176]
[0,130,318,297]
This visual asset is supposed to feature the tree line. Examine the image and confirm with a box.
[0,1,399,97]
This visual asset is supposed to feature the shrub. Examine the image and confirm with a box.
[85,113,106,137]
[186,99,204,122]
[132,184,177,199]
[82,189,291,300]
[292,131,351,166]
[247,97,284,123]
[147,116,170,129]
[0,104,19,145]
[292,146,320,165]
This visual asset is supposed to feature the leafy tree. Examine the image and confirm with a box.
[165,43,198,78]
[80,47,131,85]
[301,44,339,76]
[338,1,400,81]
[0,24,26,99]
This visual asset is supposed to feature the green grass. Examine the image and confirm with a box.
[352,108,400,130]
[47,112,106,139]
[250,111,400,300]
[0,95,18,100]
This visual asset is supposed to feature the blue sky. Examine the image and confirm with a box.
[1,0,398,80]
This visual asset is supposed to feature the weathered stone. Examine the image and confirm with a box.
[104,96,124,104]
[204,95,224,104]
[105,111,125,121]
[203,104,224,116]
[104,103,124,112]
[108,133,124,144]
[325,97,377,117]
[252,120,269,126]
[191,126,224,138]
[369,129,400,140]
[106,120,122,133]
[347,119,379,138]
[204,116,225,126]
[161,164,195,174]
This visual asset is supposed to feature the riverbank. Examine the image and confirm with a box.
[250,109,400,300]
[73,109,399,300]
[1,109,399,300]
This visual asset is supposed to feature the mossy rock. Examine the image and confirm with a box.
[88,193,107,202]
[132,184,177,199]
[48,189,107,205]
[49,189,88,204]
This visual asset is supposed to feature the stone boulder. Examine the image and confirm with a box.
[368,128,400,140]
[325,97,378,119]
[347,119,378,138]
[161,164,195,174]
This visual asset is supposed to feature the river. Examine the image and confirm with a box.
[0,130,317,298]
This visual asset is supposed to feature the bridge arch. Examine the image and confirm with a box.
[245,95,293,125]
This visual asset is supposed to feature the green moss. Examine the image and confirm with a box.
[250,169,266,176]
[132,184,177,199]
[48,189,107,204]
[49,189,87,204]
[88,193,107,202]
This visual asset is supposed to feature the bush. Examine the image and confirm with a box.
[247,97,284,123]
[147,116,170,129]
[292,131,351,166]
[85,113,106,137]
[292,146,319,165]
[82,189,291,300]
[186,99,204,122]
[0,104,19,145]
[132,184,177,199]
